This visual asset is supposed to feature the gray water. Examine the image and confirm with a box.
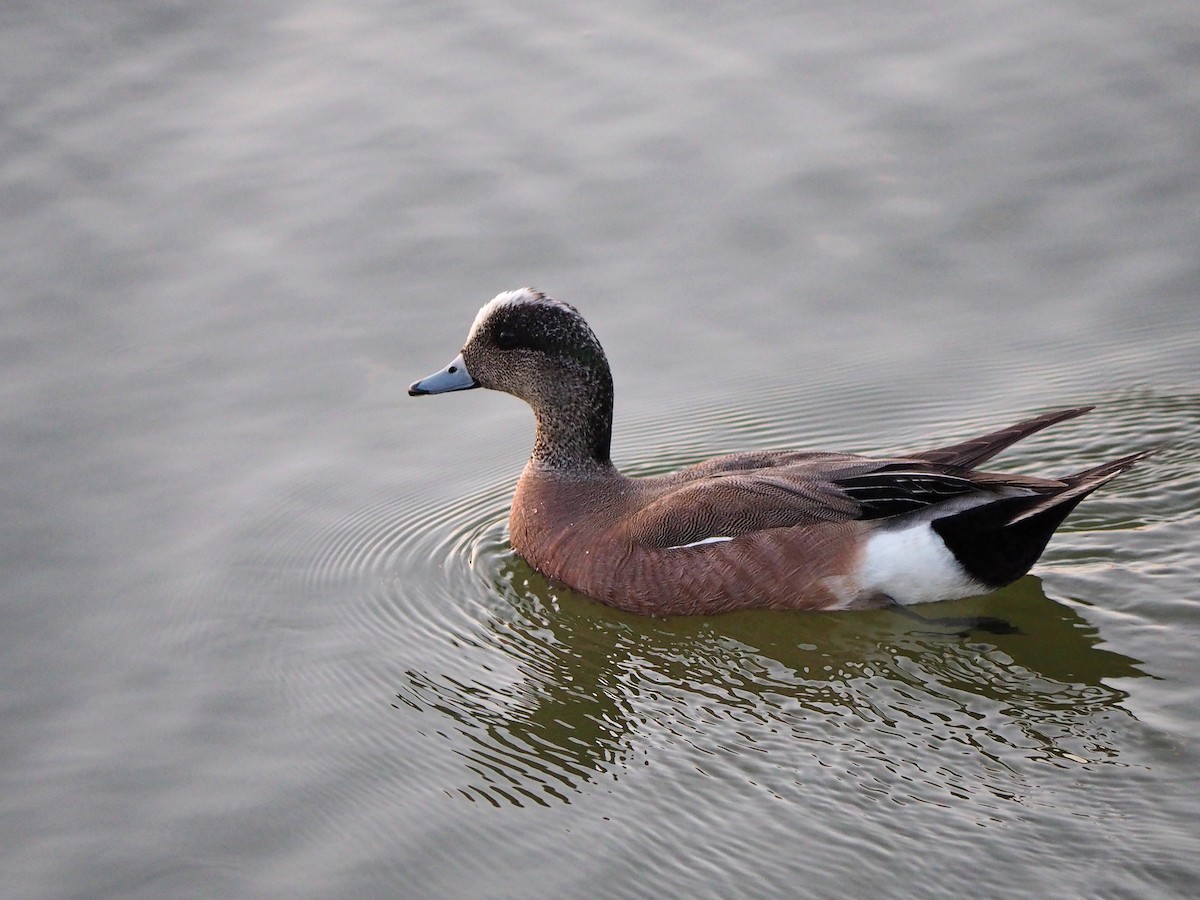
[4,2,1200,898]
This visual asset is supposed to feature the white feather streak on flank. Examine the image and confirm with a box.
[665,536,735,550]
[857,522,985,606]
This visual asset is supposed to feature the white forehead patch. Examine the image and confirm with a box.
[467,288,575,341]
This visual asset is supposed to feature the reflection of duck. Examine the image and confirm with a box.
[411,289,1152,615]
[396,561,1144,806]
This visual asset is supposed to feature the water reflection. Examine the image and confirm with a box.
[395,555,1144,807]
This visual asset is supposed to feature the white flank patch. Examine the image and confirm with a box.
[858,523,984,606]
[666,536,734,550]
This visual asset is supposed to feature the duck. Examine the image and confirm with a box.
[409,288,1150,616]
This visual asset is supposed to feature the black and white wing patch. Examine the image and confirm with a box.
[834,467,980,519]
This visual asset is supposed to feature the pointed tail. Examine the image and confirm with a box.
[1006,449,1157,524]
[917,407,1094,469]
[933,448,1156,587]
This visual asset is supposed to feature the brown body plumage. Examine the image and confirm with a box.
[411,289,1150,615]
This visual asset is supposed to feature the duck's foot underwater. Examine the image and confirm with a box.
[886,600,1021,637]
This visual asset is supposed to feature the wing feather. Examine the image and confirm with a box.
[626,432,1073,549]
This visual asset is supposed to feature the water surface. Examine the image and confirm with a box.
[3,1,1199,897]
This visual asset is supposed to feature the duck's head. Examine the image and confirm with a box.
[410,288,615,467]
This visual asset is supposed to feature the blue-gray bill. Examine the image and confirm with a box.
[408,353,479,396]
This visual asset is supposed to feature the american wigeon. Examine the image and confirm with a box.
[410,288,1150,615]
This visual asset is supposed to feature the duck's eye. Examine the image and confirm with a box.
[496,329,518,350]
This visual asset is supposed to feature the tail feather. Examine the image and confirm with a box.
[932,448,1155,588]
[917,407,1094,469]
[1008,449,1157,525]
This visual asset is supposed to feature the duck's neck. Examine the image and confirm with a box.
[528,369,615,473]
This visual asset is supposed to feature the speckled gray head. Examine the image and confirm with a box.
[409,288,607,395]
[466,289,607,379]
[409,288,615,467]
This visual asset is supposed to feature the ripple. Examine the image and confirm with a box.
[238,382,1196,813]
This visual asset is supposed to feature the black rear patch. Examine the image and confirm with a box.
[932,493,1083,588]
